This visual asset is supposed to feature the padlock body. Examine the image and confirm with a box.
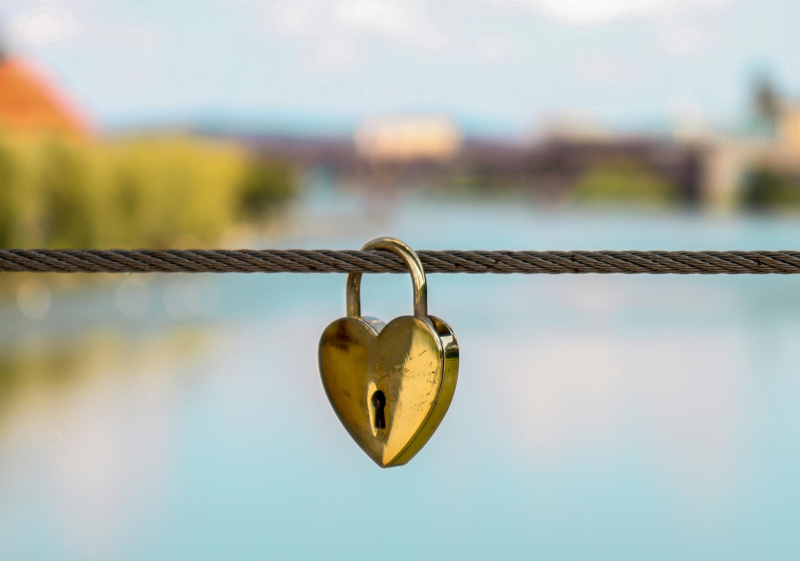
[319,315,459,467]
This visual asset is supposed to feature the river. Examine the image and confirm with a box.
[2,192,800,559]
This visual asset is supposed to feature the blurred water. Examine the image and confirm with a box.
[3,197,800,560]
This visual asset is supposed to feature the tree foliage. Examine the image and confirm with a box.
[0,133,295,249]
[742,166,800,211]
[572,160,680,208]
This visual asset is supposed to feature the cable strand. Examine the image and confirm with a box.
[1,249,800,274]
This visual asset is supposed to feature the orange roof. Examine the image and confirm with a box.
[0,58,90,137]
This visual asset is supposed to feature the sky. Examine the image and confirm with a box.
[2,0,800,135]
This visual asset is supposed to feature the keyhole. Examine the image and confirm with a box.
[371,390,386,430]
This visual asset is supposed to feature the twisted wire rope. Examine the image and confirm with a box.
[0,248,799,274]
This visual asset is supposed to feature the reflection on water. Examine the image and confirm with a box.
[4,196,800,559]
[0,328,208,425]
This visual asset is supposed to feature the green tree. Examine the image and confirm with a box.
[742,166,800,211]
[754,75,781,124]
[238,160,294,218]
[0,146,16,247]
[572,160,680,208]
[41,143,96,247]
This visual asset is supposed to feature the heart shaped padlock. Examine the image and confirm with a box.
[318,237,459,467]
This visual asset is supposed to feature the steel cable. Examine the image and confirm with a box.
[0,249,799,274]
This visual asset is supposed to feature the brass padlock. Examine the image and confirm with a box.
[318,237,459,467]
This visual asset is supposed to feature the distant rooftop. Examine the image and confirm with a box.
[0,57,90,137]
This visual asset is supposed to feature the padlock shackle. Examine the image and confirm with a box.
[346,237,428,319]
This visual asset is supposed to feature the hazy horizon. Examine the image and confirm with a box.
[2,0,799,135]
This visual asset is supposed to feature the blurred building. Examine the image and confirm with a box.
[461,135,704,203]
[246,135,358,172]
[777,100,800,156]
[0,54,91,137]
[247,118,703,204]
[239,84,800,211]
[704,90,800,212]
[354,115,462,163]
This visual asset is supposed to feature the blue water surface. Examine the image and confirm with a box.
[2,196,800,560]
